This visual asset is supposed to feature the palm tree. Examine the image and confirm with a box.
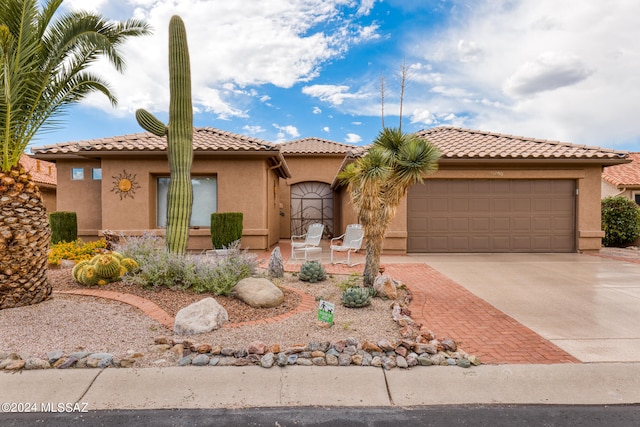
[0,0,150,309]
[339,128,440,286]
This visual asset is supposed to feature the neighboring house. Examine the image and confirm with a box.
[602,152,640,204]
[32,126,629,253]
[20,153,57,212]
[31,128,290,251]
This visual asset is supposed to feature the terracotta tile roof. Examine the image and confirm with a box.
[416,127,629,163]
[602,153,640,187]
[31,127,281,156]
[279,137,357,154]
[19,154,56,186]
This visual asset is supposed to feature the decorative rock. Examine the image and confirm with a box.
[211,345,223,355]
[429,354,445,365]
[75,358,88,369]
[371,356,382,367]
[234,349,248,358]
[311,350,325,358]
[343,345,357,356]
[406,353,418,367]
[395,346,408,358]
[446,358,456,366]
[333,340,346,352]
[296,358,313,366]
[326,348,340,357]
[277,353,288,367]
[288,344,308,354]
[373,275,398,299]
[260,352,275,368]
[377,339,396,352]
[177,356,192,366]
[25,358,50,370]
[4,360,26,370]
[247,354,261,363]
[232,278,284,308]
[326,354,339,366]
[396,356,408,369]
[209,357,220,366]
[309,341,331,352]
[381,356,397,370]
[197,344,212,354]
[46,350,64,364]
[171,344,185,358]
[415,343,438,355]
[417,356,433,366]
[149,344,171,353]
[174,298,229,335]
[312,357,327,366]
[287,354,298,365]
[248,341,267,355]
[351,354,363,365]
[192,354,210,366]
[98,356,114,369]
[69,352,91,360]
[468,355,482,366]
[221,347,235,356]
[441,339,457,352]
[269,344,281,354]
[268,246,284,278]
[362,340,382,353]
[457,359,472,368]
[345,337,359,347]
[338,354,352,366]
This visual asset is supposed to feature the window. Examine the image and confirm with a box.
[157,176,217,227]
[634,192,640,205]
[71,168,84,180]
[92,168,102,180]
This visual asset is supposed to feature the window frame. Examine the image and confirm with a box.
[71,168,84,180]
[156,175,218,228]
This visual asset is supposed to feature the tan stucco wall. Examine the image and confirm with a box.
[56,155,279,250]
[55,160,102,241]
[278,155,345,239]
[38,187,56,213]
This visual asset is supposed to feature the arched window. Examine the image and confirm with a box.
[290,181,333,237]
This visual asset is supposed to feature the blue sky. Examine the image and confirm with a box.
[30,0,640,152]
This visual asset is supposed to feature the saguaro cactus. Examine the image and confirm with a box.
[136,15,193,254]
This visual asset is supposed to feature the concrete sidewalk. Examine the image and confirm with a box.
[2,363,640,410]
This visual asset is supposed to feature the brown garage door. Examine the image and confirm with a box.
[407,179,575,253]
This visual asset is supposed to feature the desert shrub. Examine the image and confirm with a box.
[601,196,640,247]
[117,238,257,294]
[48,239,107,265]
[49,211,77,244]
[210,212,243,249]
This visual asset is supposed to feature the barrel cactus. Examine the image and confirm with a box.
[135,15,193,254]
[79,265,99,286]
[92,254,121,278]
[299,261,326,283]
[72,260,90,281]
[341,286,372,308]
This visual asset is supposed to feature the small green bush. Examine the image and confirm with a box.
[601,196,640,247]
[49,211,77,244]
[211,212,243,249]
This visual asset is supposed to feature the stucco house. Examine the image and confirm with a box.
[20,154,57,212]
[602,152,640,204]
[32,126,629,253]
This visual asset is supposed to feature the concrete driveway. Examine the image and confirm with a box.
[404,253,640,363]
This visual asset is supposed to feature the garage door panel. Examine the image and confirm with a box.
[407,179,575,253]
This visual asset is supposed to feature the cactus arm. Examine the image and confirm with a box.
[135,109,167,137]
[165,15,194,254]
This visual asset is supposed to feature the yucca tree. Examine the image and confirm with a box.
[339,128,440,286]
[0,0,150,309]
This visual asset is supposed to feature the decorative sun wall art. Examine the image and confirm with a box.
[111,170,141,200]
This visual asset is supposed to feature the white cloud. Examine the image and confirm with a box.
[302,84,367,106]
[503,51,593,97]
[399,0,640,148]
[322,126,331,132]
[313,106,322,114]
[72,0,379,122]
[273,124,300,142]
[345,133,362,143]
[243,125,266,135]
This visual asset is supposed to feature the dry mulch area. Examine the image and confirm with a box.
[48,267,301,323]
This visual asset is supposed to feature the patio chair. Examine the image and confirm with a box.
[330,224,364,266]
[291,223,325,260]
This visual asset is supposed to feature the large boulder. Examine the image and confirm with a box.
[174,298,228,335]
[232,278,284,308]
[374,275,398,300]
